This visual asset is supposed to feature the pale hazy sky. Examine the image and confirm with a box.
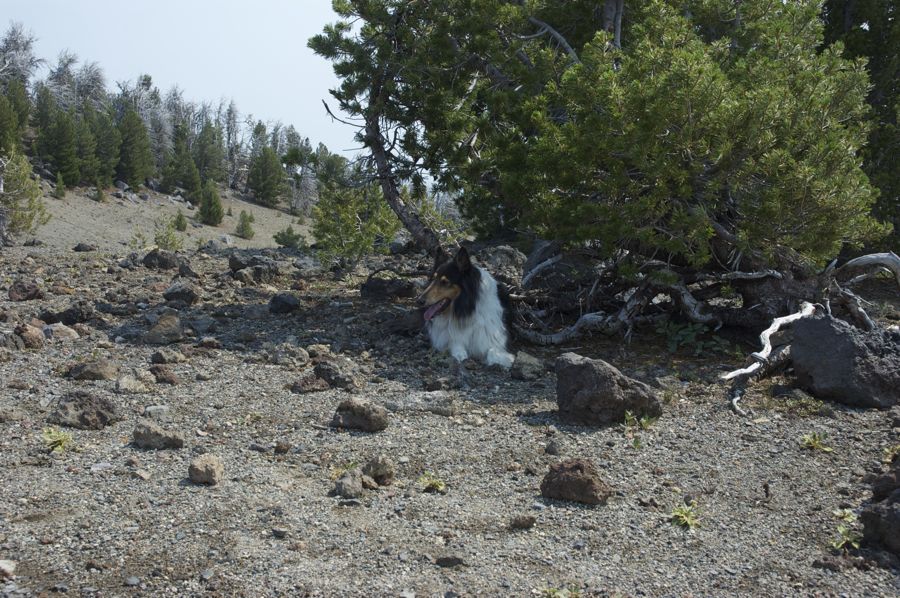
[3,0,359,155]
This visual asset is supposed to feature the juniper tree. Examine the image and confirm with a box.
[161,123,201,198]
[0,95,17,156]
[311,0,892,333]
[49,110,79,187]
[116,108,154,187]
[197,179,224,226]
[247,146,285,207]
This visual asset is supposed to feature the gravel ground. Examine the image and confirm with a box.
[1,243,899,597]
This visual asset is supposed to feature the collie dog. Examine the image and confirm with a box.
[417,247,515,368]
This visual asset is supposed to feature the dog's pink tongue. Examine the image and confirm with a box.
[423,301,443,321]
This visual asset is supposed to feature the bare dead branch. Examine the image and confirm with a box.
[514,311,622,345]
[835,252,900,288]
[527,17,581,64]
[521,254,562,288]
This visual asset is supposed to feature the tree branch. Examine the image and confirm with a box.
[527,17,581,64]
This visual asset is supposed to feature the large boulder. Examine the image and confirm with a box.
[792,316,900,408]
[143,248,182,270]
[540,458,613,505]
[555,352,661,426]
[48,391,120,430]
[331,398,389,432]
[9,279,43,301]
[228,254,282,283]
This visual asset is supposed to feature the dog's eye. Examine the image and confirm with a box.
[439,277,450,286]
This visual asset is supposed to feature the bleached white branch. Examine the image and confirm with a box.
[521,254,562,288]
[835,251,900,288]
[527,17,581,64]
[721,301,816,381]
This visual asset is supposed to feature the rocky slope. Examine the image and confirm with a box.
[1,242,899,597]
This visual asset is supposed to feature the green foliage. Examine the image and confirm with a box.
[312,0,889,274]
[235,210,255,239]
[417,471,447,494]
[312,183,401,266]
[192,121,225,183]
[53,171,66,199]
[197,180,224,226]
[48,111,80,187]
[273,225,307,249]
[75,115,100,185]
[670,501,701,530]
[4,79,29,131]
[655,320,732,356]
[87,109,121,187]
[173,210,187,232]
[116,108,154,187]
[0,94,18,156]
[153,217,183,251]
[160,124,201,198]
[41,427,73,454]
[91,184,105,202]
[248,146,285,207]
[33,85,57,159]
[541,588,581,598]
[831,524,862,552]
[800,432,834,453]
[1,152,49,234]
[882,444,900,464]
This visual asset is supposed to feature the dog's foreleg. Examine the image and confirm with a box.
[449,345,471,389]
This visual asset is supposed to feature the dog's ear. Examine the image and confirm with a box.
[455,246,471,271]
[432,250,449,273]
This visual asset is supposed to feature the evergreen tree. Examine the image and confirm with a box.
[4,79,29,133]
[49,111,79,187]
[1,153,49,235]
[161,123,201,197]
[116,108,154,187]
[75,116,100,185]
[235,210,255,239]
[88,109,121,187]
[247,146,285,207]
[33,85,58,160]
[192,121,225,183]
[173,209,187,231]
[53,171,66,198]
[197,179,224,226]
[0,95,18,156]
[312,183,400,265]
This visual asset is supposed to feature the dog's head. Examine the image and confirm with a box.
[417,247,479,321]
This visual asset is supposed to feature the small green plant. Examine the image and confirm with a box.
[42,427,73,454]
[173,210,188,231]
[800,432,833,453]
[832,508,857,523]
[882,444,900,464]
[670,501,701,530]
[128,230,148,251]
[91,183,105,202]
[631,436,643,450]
[541,588,581,598]
[831,524,862,551]
[235,210,255,239]
[273,225,307,249]
[153,217,184,251]
[417,471,447,494]
[53,172,66,199]
[329,460,359,481]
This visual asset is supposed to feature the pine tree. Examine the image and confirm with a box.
[1,153,49,235]
[197,180,224,226]
[116,108,154,187]
[89,109,121,187]
[53,171,66,199]
[235,210,255,239]
[192,121,225,183]
[161,123,201,198]
[49,111,80,187]
[33,85,57,160]
[0,94,18,156]
[4,80,29,133]
[75,116,100,186]
[173,209,187,231]
[247,146,285,207]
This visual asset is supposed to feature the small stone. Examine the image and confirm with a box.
[197,336,221,349]
[331,398,389,432]
[274,441,292,455]
[142,249,180,270]
[315,357,363,390]
[150,348,186,364]
[290,375,330,393]
[149,364,180,385]
[144,314,184,345]
[189,454,225,485]
[69,359,119,381]
[332,469,364,498]
[435,555,465,568]
[272,527,289,539]
[132,420,185,450]
[72,242,97,252]
[509,514,537,530]
[132,469,151,481]
[363,455,396,486]
[142,405,171,421]
[163,281,200,305]
[0,559,16,579]
[14,323,44,349]
[124,576,140,587]
[116,374,149,394]
[511,351,544,381]
[540,458,614,505]
[545,439,563,456]
[44,323,80,341]
[269,292,300,314]
[49,391,121,430]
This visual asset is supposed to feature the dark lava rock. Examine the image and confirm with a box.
[163,281,200,305]
[290,375,330,393]
[228,254,282,283]
[360,276,417,300]
[72,243,97,252]
[861,458,900,555]
[511,351,544,381]
[331,398,389,432]
[48,392,120,430]
[477,245,526,287]
[149,364,180,385]
[142,249,181,270]
[144,314,184,345]
[363,455,396,486]
[9,279,43,301]
[14,324,43,349]
[540,458,613,505]
[40,300,95,325]
[269,292,300,314]
[509,514,537,530]
[792,316,900,408]
[314,357,363,390]
[132,420,185,450]
[69,359,119,381]
[555,352,661,426]
[331,469,364,499]
[150,348,186,364]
